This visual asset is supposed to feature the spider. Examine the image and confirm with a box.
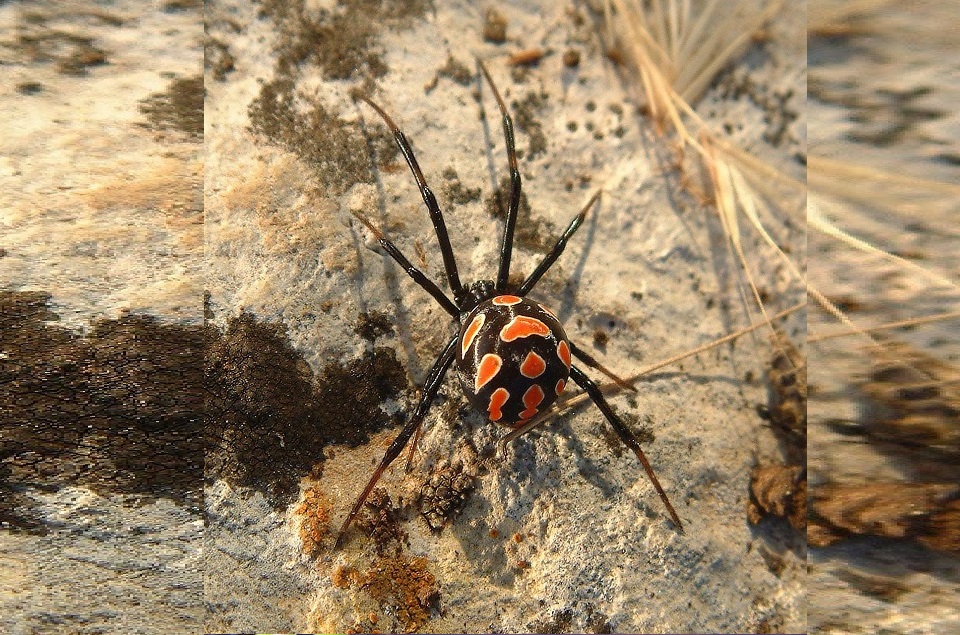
[335,60,683,549]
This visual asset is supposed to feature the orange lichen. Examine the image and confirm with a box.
[331,564,362,589]
[295,485,331,557]
[361,554,440,633]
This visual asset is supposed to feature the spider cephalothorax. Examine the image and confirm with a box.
[334,60,683,550]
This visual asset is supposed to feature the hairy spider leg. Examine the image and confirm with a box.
[358,95,464,301]
[334,336,459,550]
[477,60,522,293]
[568,365,684,532]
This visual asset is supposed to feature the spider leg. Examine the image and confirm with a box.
[351,210,460,318]
[568,365,684,532]
[404,399,424,472]
[477,60,522,292]
[569,342,637,393]
[357,95,464,301]
[518,190,601,295]
[334,335,458,550]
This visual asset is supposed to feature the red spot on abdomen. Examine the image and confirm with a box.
[475,354,502,392]
[488,387,510,422]
[461,313,485,358]
[555,379,566,395]
[492,295,522,306]
[520,384,545,420]
[557,340,571,369]
[519,351,546,378]
[500,316,551,342]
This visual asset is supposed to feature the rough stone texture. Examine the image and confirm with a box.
[0,0,806,633]
[204,0,805,632]
[808,1,960,633]
[0,1,204,633]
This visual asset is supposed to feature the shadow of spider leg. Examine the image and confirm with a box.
[568,365,685,532]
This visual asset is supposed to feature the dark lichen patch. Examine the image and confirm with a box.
[161,0,202,11]
[441,170,482,206]
[357,488,406,554]
[355,310,395,342]
[247,0,430,193]
[259,0,433,81]
[511,91,550,160]
[437,55,473,86]
[0,292,205,534]
[16,81,44,95]
[204,38,235,81]
[248,78,392,195]
[417,461,474,532]
[716,68,800,148]
[485,176,557,254]
[56,41,107,75]
[138,75,204,138]
[528,604,615,633]
[206,313,409,510]
[529,607,574,634]
[846,86,944,148]
[13,19,109,77]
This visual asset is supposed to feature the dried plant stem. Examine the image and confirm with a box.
[499,301,805,449]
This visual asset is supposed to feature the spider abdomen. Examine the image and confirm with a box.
[457,295,571,427]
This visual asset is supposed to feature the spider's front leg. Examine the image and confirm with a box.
[568,365,685,532]
[334,336,458,550]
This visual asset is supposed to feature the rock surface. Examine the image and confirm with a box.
[808,1,960,633]
[1,0,807,633]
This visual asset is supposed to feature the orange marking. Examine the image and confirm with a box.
[520,384,545,420]
[488,387,510,422]
[475,354,502,392]
[519,351,546,378]
[557,340,571,369]
[461,313,485,358]
[500,316,551,342]
[492,295,522,306]
[555,379,566,395]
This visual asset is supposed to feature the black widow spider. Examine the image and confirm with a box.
[335,60,683,549]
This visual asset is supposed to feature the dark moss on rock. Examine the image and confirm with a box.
[206,313,409,510]
[248,77,398,195]
[138,75,204,138]
[485,175,557,254]
[437,55,473,86]
[259,0,433,81]
[355,310,395,342]
[0,292,206,533]
[511,90,550,160]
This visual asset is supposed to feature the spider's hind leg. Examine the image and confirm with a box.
[568,365,684,532]
[334,336,458,550]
